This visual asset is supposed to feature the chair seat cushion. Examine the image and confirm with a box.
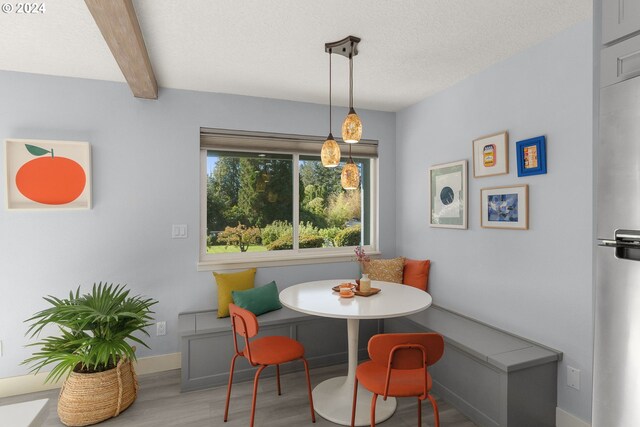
[245,336,305,365]
[356,360,432,397]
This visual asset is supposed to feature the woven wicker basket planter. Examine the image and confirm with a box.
[58,358,138,426]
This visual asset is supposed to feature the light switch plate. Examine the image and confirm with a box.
[567,366,580,390]
[171,224,188,239]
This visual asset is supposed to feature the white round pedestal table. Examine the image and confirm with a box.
[279,280,432,426]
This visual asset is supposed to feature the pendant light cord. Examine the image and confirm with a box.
[329,49,332,132]
[349,42,354,109]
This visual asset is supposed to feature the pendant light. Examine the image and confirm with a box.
[342,40,362,144]
[341,144,360,190]
[321,49,340,167]
[322,36,362,187]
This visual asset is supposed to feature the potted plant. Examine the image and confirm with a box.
[23,283,158,427]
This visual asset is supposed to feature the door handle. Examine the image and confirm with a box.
[598,239,618,247]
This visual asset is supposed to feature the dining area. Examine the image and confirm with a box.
[175,255,560,427]
[276,279,435,426]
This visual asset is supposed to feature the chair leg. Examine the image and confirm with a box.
[351,377,359,427]
[370,393,378,427]
[223,354,238,422]
[250,365,266,427]
[301,358,316,423]
[417,397,422,427]
[428,394,440,427]
[276,364,281,396]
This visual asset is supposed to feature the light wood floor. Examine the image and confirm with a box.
[0,364,477,426]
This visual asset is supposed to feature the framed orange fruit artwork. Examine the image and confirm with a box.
[4,139,91,210]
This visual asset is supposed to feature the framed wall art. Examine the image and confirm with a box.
[516,135,546,177]
[429,160,467,229]
[480,184,528,230]
[4,139,92,210]
[472,131,509,178]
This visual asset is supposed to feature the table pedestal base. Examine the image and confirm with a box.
[313,376,396,426]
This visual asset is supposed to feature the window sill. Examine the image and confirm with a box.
[197,249,381,271]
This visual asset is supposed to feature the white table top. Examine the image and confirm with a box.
[279,279,432,320]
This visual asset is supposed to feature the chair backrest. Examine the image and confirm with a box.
[368,333,444,369]
[228,303,260,363]
[229,303,259,338]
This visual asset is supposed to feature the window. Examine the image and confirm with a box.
[199,129,378,269]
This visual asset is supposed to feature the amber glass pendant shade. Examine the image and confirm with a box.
[321,133,340,168]
[342,108,362,144]
[341,158,360,190]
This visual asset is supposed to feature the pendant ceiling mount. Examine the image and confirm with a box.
[324,35,360,58]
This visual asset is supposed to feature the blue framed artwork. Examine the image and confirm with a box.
[516,136,546,177]
[480,185,528,230]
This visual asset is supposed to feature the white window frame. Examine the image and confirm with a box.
[197,130,379,270]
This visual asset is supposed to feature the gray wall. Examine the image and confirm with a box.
[0,71,396,378]
[395,20,593,422]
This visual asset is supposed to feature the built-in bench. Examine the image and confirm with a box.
[384,305,562,427]
[179,307,381,392]
[180,304,561,427]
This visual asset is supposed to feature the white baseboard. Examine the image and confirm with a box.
[0,352,181,399]
[133,352,181,376]
[557,407,591,427]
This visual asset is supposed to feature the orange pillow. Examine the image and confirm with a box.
[403,259,430,291]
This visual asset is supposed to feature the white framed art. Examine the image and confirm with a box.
[480,184,528,230]
[429,160,467,229]
[472,131,509,178]
[5,138,92,210]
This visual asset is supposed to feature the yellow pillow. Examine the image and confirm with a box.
[367,257,405,283]
[214,268,256,318]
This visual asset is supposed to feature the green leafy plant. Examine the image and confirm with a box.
[334,225,362,247]
[22,283,158,383]
[218,223,262,252]
[319,227,342,247]
[261,220,293,246]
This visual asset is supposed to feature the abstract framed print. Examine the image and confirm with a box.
[480,185,528,230]
[429,160,467,229]
[473,131,508,178]
[5,139,92,210]
[516,135,547,177]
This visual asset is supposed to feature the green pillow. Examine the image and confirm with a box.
[232,281,282,316]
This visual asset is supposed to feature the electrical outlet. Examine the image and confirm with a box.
[156,321,166,336]
[567,366,580,390]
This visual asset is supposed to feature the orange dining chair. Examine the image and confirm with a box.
[351,333,445,427]
[224,303,316,427]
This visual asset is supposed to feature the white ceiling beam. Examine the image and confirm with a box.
[85,0,158,99]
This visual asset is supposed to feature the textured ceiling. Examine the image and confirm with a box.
[0,0,591,111]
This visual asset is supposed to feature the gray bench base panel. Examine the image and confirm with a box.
[180,308,381,392]
[384,312,559,427]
